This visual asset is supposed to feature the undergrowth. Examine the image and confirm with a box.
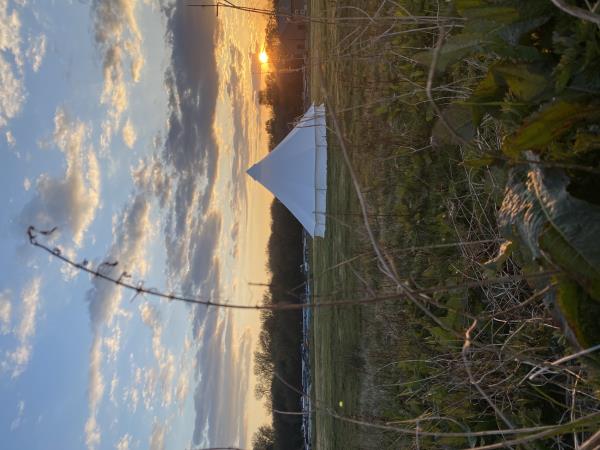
[310,0,600,448]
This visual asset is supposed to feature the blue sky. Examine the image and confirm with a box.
[0,0,273,449]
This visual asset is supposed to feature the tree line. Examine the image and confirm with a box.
[252,3,308,449]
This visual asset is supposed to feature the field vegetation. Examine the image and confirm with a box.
[307,0,600,449]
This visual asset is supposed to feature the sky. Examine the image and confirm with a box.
[0,0,274,449]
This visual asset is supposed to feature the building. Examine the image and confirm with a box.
[276,0,308,62]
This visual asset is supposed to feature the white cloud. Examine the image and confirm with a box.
[149,422,166,450]
[26,34,46,72]
[1,278,41,378]
[84,193,152,450]
[23,177,30,191]
[122,118,136,148]
[0,290,11,334]
[116,434,132,450]
[84,336,104,450]
[87,194,150,328]
[139,303,176,406]
[19,108,100,247]
[124,386,139,412]
[59,247,80,281]
[109,373,118,405]
[174,371,189,406]
[142,367,157,410]
[6,129,15,146]
[10,400,25,431]
[0,0,25,129]
[92,0,144,148]
[104,324,121,362]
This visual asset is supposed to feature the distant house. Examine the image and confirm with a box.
[276,0,308,62]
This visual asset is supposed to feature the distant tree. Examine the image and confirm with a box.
[251,8,307,449]
[252,425,275,450]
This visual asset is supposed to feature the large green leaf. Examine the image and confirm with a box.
[498,166,547,262]
[554,277,600,354]
[455,1,518,23]
[414,33,486,73]
[469,62,550,125]
[498,164,600,298]
[502,99,600,156]
[540,228,600,300]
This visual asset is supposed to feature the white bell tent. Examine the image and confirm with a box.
[247,104,327,237]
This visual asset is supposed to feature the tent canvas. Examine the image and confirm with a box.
[247,104,327,237]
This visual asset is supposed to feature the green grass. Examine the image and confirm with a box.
[307,0,600,449]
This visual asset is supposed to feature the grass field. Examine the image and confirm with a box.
[307,0,600,449]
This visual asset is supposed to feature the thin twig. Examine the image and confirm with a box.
[551,0,600,25]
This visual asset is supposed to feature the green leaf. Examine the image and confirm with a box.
[462,156,497,169]
[498,166,547,262]
[431,103,476,146]
[502,99,600,156]
[573,131,600,154]
[554,277,600,356]
[492,63,549,102]
[468,62,550,125]
[540,228,600,301]
[495,16,551,46]
[469,70,507,125]
[499,165,600,299]
[415,33,486,73]
[456,2,519,24]
[487,42,543,62]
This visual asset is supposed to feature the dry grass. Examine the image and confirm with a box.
[307,1,600,449]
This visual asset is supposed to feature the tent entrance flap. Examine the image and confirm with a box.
[246,104,327,237]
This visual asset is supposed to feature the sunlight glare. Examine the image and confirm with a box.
[259,50,269,64]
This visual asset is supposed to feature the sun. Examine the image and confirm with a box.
[259,50,269,64]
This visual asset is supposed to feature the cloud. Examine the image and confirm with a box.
[182,212,221,296]
[190,315,251,448]
[122,118,137,148]
[127,387,139,412]
[139,303,176,406]
[10,400,25,431]
[149,422,166,450]
[109,373,119,405]
[26,34,46,72]
[131,156,172,208]
[84,193,152,450]
[18,108,100,246]
[0,290,11,334]
[225,44,250,212]
[6,129,16,146]
[174,371,189,406]
[141,366,157,410]
[159,3,222,294]
[0,0,26,128]
[84,336,104,450]
[87,193,150,327]
[116,434,132,450]
[104,324,121,361]
[123,365,141,412]
[1,277,42,378]
[91,0,144,148]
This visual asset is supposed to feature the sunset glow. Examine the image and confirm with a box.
[259,50,269,64]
